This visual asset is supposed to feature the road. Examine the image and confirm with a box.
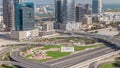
[0,47,10,56]
[10,46,53,68]
[48,47,115,68]
[0,61,36,68]
[1,31,120,68]
[46,46,108,64]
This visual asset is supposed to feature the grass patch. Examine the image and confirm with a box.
[38,59,47,62]
[101,62,113,68]
[74,43,104,51]
[25,54,32,58]
[46,51,71,59]
[74,46,97,51]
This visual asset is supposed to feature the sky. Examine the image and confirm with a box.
[0,0,120,4]
[26,0,120,4]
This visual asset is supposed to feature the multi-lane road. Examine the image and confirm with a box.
[47,46,115,68]
[1,31,120,68]
[10,46,52,68]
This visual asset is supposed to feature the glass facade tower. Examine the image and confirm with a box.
[92,0,103,14]
[15,2,35,31]
[2,0,14,31]
[55,0,75,23]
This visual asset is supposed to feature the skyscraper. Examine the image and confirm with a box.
[15,2,35,31]
[92,0,103,14]
[2,0,14,31]
[75,4,92,22]
[13,0,20,31]
[55,0,62,23]
[55,0,75,23]
[75,4,83,22]
[55,0,80,31]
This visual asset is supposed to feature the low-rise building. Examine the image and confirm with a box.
[10,28,39,41]
[97,12,120,24]
[56,22,81,31]
[39,22,55,36]
[82,15,92,25]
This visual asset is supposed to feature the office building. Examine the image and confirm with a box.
[15,2,35,31]
[85,4,92,14]
[92,0,103,14]
[11,1,39,41]
[2,0,14,31]
[75,4,83,22]
[75,4,92,22]
[55,0,62,23]
[55,0,81,31]
[55,0,75,23]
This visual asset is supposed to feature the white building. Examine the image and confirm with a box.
[98,12,120,24]
[39,22,56,36]
[58,22,81,31]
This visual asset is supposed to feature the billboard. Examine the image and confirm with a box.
[61,47,74,52]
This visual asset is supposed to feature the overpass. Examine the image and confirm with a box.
[2,31,120,68]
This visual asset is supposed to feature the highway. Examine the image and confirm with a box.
[48,47,115,68]
[0,61,36,68]
[46,46,109,64]
[1,31,120,68]
[10,46,53,68]
[0,47,10,56]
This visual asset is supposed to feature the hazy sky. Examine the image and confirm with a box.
[0,0,120,4]
[26,0,120,4]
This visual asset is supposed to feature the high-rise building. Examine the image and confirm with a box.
[75,4,83,22]
[13,0,20,31]
[55,0,75,23]
[15,2,35,31]
[75,4,92,22]
[55,0,80,31]
[85,4,92,14]
[92,0,103,14]
[55,0,62,23]
[2,0,14,31]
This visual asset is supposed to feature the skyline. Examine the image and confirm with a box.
[0,0,120,4]
[26,0,120,4]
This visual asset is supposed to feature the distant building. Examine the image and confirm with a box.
[15,2,35,31]
[85,4,92,14]
[2,0,14,31]
[98,12,120,24]
[75,4,92,22]
[92,0,103,14]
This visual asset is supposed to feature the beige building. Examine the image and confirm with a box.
[0,16,3,23]
[10,28,39,41]
[82,15,92,25]
[39,22,55,36]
